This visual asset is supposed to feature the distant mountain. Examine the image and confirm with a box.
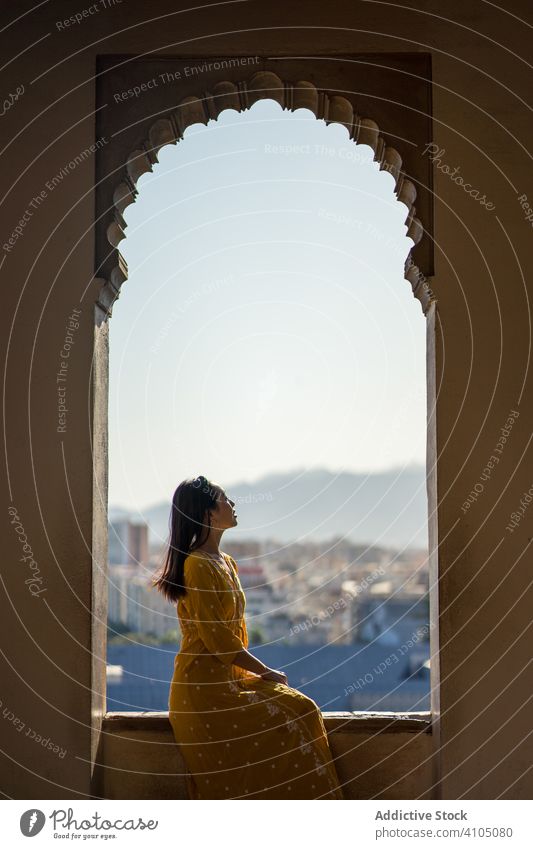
[110,464,428,550]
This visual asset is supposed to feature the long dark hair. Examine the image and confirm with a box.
[152,475,219,603]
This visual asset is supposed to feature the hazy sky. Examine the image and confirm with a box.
[109,99,426,510]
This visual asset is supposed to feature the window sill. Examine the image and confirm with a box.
[103,710,432,735]
[97,710,434,798]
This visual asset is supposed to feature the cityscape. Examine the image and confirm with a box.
[106,514,430,713]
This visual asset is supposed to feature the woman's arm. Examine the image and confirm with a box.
[232,647,270,675]
[232,648,288,684]
[186,556,287,684]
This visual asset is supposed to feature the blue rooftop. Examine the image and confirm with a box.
[107,642,430,713]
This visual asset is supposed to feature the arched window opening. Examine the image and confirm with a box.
[105,98,429,715]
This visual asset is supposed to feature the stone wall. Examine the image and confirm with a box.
[1,0,532,799]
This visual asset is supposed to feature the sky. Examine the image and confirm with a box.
[108,98,426,511]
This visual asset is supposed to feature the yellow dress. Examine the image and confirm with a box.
[168,550,344,799]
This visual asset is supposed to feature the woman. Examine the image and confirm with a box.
[154,475,344,800]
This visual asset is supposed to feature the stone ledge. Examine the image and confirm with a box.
[103,710,432,735]
[322,711,432,734]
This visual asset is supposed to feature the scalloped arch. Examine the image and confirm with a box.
[96,70,435,316]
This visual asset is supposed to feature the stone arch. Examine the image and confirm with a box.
[91,60,440,780]
[95,70,435,317]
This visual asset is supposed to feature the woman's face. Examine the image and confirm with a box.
[208,485,238,530]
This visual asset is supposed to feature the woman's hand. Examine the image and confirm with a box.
[260,668,288,686]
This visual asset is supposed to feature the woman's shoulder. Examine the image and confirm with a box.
[185,549,235,564]
[183,552,219,591]
[184,550,212,568]
[184,550,237,577]
[222,551,237,568]
[222,552,238,571]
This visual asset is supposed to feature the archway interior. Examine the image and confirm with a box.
[105,98,429,714]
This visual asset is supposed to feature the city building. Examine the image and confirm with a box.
[109,519,149,567]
